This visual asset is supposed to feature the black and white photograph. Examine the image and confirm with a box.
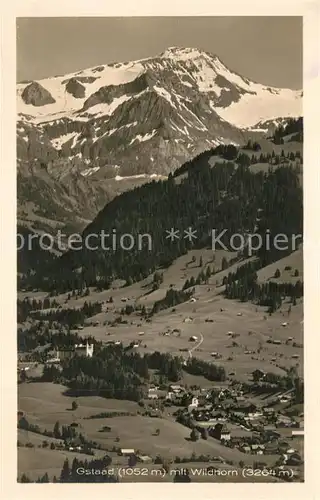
[13,14,307,485]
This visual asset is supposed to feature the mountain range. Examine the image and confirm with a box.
[17,46,302,232]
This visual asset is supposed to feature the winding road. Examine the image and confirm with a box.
[188,332,204,359]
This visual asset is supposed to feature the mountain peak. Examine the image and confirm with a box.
[160,46,215,60]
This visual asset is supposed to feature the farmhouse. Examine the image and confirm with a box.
[169,384,184,393]
[184,317,193,323]
[147,392,158,400]
[120,448,135,456]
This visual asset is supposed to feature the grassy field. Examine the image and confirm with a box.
[19,248,303,381]
[18,382,286,481]
[18,247,303,480]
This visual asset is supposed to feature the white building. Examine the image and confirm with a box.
[188,397,199,410]
[56,342,94,361]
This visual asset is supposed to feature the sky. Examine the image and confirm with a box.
[16,17,302,89]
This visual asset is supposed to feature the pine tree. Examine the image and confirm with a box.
[205,266,211,283]
[190,428,200,441]
[20,473,31,483]
[53,421,61,439]
[71,401,78,411]
[274,269,281,278]
[221,257,228,271]
[60,458,70,482]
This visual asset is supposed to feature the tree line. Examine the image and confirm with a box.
[40,344,227,400]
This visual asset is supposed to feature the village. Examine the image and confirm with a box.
[17,248,304,482]
[18,335,304,482]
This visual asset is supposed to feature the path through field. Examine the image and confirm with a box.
[188,332,204,359]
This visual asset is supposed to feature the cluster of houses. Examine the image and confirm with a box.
[145,381,303,467]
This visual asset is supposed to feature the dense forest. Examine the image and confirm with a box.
[40,344,226,401]
[271,117,303,144]
[223,260,303,311]
[18,298,102,325]
[18,140,303,296]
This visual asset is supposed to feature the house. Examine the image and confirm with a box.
[120,448,135,456]
[263,407,275,415]
[137,454,152,463]
[220,425,231,442]
[264,426,281,440]
[189,336,198,342]
[276,414,292,426]
[210,423,231,442]
[242,446,251,454]
[184,317,193,323]
[56,342,94,361]
[169,384,184,393]
[56,348,74,361]
[75,343,94,357]
[248,411,263,420]
[188,397,199,410]
[148,393,158,400]
[166,391,174,400]
[264,442,279,454]
[286,452,302,466]
[251,444,265,455]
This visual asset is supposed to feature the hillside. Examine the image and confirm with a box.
[18,123,303,294]
[17,47,302,233]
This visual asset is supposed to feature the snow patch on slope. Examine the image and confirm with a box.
[51,132,79,150]
[17,63,144,121]
[81,166,101,177]
[115,173,165,181]
[79,95,132,118]
[129,130,157,145]
[215,88,302,128]
[154,85,177,108]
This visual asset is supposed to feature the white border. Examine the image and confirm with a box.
[1,1,320,499]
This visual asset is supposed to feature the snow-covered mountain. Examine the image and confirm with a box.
[17,47,302,231]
